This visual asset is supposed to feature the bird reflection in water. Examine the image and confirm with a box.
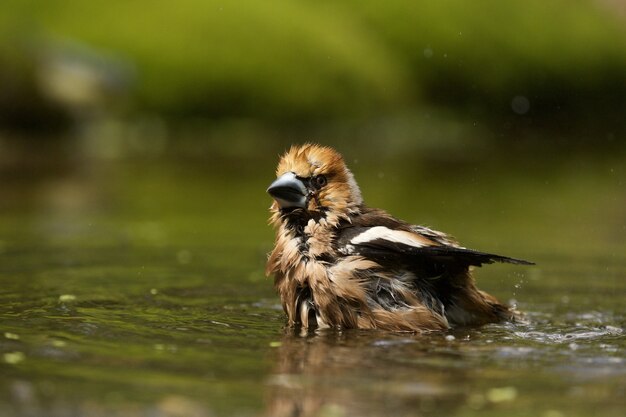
[265,327,468,417]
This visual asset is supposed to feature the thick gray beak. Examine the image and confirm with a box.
[267,172,307,209]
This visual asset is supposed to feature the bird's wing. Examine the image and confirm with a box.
[336,224,533,267]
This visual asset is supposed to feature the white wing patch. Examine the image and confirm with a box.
[339,244,357,255]
[350,226,432,248]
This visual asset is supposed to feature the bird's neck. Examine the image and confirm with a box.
[266,211,346,276]
[284,213,337,259]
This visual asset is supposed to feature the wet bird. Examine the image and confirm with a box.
[266,144,533,332]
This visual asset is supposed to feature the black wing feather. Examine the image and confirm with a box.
[342,235,534,268]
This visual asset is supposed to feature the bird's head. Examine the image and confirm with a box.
[267,144,363,221]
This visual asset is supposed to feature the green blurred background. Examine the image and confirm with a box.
[1,0,625,154]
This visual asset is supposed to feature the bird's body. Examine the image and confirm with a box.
[266,144,532,332]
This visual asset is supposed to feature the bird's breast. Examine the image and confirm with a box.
[288,259,330,286]
[301,219,335,258]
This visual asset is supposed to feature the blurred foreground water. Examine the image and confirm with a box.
[0,138,625,417]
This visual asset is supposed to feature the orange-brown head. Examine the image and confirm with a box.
[267,144,362,219]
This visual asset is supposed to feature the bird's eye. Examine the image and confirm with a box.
[313,175,327,188]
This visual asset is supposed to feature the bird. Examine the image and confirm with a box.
[266,144,533,332]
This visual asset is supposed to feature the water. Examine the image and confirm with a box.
[1,148,624,416]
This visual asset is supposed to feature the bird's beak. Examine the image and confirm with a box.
[267,172,307,209]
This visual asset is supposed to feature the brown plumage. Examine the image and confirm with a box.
[266,144,533,332]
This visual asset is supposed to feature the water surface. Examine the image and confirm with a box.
[1,149,624,416]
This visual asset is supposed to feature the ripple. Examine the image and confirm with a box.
[514,327,622,344]
[371,338,416,347]
[512,310,623,345]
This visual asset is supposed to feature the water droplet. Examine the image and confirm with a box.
[511,95,530,115]
[423,48,433,59]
